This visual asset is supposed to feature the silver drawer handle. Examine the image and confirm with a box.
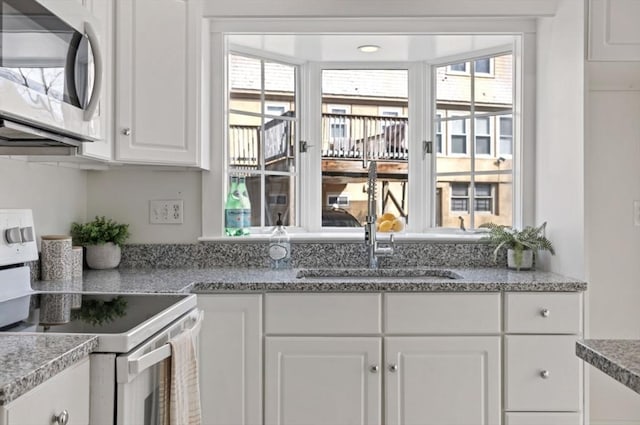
[53,410,69,425]
[389,364,398,372]
[540,370,550,379]
[540,308,550,318]
[369,365,379,373]
[122,128,132,136]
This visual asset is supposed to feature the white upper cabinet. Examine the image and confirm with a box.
[589,0,640,60]
[79,0,114,161]
[115,0,206,167]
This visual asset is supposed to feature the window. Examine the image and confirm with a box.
[211,32,521,236]
[450,183,469,211]
[475,117,491,155]
[450,118,467,154]
[435,52,513,228]
[450,183,494,213]
[474,183,493,212]
[448,58,492,75]
[499,115,513,156]
[327,194,349,207]
[227,53,299,227]
[435,113,443,154]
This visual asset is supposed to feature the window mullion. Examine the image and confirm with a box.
[469,61,476,229]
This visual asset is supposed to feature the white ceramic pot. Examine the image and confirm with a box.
[507,248,533,270]
[85,243,121,269]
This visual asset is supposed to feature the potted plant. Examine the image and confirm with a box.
[70,216,130,269]
[481,222,555,270]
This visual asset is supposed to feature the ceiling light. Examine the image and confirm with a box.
[357,45,380,53]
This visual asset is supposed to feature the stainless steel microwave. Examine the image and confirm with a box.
[0,0,103,153]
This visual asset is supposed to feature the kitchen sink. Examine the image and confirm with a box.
[296,268,463,279]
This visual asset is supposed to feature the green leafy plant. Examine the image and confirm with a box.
[480,222,555,269]
[71,296,128,326]
[70,216,130,247]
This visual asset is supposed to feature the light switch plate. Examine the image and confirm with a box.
[150,200,183,224]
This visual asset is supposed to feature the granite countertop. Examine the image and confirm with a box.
[576,340,640,395]
[0,334,98,406]
[32,267,586,293]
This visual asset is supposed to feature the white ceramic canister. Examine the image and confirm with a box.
[40,235,73,280]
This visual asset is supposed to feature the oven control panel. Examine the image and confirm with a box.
[0,209,38,266]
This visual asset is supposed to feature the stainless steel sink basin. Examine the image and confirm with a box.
[296,268,463,280]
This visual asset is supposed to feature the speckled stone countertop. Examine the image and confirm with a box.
[33,267,586,293]
[0,334,98,406]
[576,340,640,395]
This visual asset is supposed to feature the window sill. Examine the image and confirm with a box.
[198,229,488,244]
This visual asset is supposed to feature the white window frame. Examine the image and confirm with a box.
[203,19,533,238]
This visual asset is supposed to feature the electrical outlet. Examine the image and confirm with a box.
[634,201,640,227]
[150,200,183,224]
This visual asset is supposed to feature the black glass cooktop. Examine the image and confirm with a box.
[0,293,190,334]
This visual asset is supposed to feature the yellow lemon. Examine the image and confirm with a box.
[378,220,393,232]
[381,212,396,222]
[392,218,405,232]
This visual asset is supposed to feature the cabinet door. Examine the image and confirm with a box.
[115,0,203,166]
[198,295,262,425]
[265,337,381,425]
[590,0,640,60]
[80,0,113,161]
[386,336,501,425]
[1,358,90,425]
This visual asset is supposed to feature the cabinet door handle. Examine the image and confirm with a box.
[122,128,132,136]
[369,365,379,373]
[540,308,550,318]
[389,364,398,372]
[540,370,550,379]
[53,410,69,425]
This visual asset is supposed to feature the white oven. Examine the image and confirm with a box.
[0,0,103,149]
[0,210,203,425]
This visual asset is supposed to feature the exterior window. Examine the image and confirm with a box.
[449,62,467,72]
[451,183,469,211]
[499,115,513,156]
[474,58,491,74]
[435,113,443,154]
[450,183,494,213]
[474,183,493,212]
[327,194,349,207]
[227,53,299,227]
[450,118,467,154]
[475,117,491,155]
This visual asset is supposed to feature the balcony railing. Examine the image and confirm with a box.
[228,113,408,168]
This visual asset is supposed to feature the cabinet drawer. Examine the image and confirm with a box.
[505,335,582,411]
[505,292,582,334]
[505,412,582,425]
[2,358,90,425]
[265,293,381,334]
[385,293,501,334]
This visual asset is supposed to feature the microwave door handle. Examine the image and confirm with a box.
[83,21,103,121]
[126,311,204,378]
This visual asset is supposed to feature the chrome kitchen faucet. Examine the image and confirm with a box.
[364,161,395,268]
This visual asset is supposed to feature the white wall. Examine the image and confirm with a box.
[87,168,202,243]
[534,0,585,279]
[586,62,640,424]
[0,158,87,240]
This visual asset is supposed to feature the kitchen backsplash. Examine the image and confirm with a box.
[117,241,507,269]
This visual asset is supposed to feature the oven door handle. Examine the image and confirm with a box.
[127,310,204,378]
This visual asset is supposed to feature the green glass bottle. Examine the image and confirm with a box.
[224,176,242,236]
[237,176,251,235]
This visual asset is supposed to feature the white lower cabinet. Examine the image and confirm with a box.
[265,337,381,425]
[0,358,90,425]
[199,291,583,425]
[198,294,262,425]
[385,336,501,425]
